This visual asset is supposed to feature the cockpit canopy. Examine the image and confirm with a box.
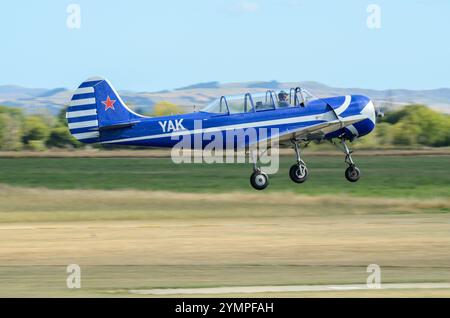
[201,87,316,114]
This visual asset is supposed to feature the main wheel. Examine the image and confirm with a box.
[289,163,309,183]
[345,166,360,182]
[250,171,269,190]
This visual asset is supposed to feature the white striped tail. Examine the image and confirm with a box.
[65,78,102,143]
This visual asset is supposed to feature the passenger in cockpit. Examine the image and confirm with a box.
[278,91,290,107]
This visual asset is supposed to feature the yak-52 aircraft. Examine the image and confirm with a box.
[66,77,379,190]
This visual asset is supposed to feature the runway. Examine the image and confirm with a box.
[129,283,450,295]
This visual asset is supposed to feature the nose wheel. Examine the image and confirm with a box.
[289,140,309,183]
[345,165,360,182]
[333,138,361,182]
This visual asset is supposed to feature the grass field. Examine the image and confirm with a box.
[1,195,449,297]
[0,154,449,297]
[0,155,449,197]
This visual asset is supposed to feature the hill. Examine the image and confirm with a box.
[1,81,450,115]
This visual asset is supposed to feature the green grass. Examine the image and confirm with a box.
[0,155,449,197]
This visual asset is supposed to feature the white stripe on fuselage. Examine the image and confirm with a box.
[346,125,359,137]
[101,99,362,144]
[334,95,352,116]
[102,113,331,144]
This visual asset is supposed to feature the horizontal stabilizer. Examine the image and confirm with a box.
[98,121,139,131]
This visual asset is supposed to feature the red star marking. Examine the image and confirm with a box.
[102,96,116,111]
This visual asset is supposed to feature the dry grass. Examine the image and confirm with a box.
[2,215,450,267]
[0,185,448,223]
[0,186,449,296]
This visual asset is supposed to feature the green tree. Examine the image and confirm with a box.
[382,105,450,147]
[0,106,25,150]
[152,101,185,116]
[57,106,68,126]
[46,126,81,148]
[391,122,420,146]
[45,106,84,148]
[22,116,51,148]
[374,122,394,146]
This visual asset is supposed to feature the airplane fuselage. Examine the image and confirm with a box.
[66,77,377,188]
[99,95,375,148]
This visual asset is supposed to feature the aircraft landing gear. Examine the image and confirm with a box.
[289,141,309,183]
[250,170,269,190]
[345,165,360,182]
[249,150,269,190]
[333,138,360,182]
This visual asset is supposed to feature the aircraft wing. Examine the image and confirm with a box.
[248,114,367,147]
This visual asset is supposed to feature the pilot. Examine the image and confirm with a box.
[278,91,290,107]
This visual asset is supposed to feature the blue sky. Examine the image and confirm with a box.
[1,0,449,91]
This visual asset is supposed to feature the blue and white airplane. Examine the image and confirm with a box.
[66,77,379,190]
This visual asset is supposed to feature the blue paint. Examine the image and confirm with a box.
[66,77,376,148]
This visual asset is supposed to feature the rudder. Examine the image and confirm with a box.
[66,76,144,143]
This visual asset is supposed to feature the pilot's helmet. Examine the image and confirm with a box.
[278,91,288,101]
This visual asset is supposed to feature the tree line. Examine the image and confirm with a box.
[354,104,450,148]
[0,103,448,151]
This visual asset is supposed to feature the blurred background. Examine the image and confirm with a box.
[0,0,449,151]
[0,0,449,297]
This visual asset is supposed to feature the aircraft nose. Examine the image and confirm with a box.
[355,95,376,125]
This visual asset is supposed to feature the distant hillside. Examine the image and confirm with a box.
[175,81,220,90]
[1,81,449,115]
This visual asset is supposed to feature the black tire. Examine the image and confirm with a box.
[345,166,360,182]
[250,171,269,190]
[289,163,309,183]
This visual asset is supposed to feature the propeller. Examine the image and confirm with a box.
[375,89,392,121]
[375,104,384,119]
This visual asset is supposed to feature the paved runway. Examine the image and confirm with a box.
[129,283,450,295]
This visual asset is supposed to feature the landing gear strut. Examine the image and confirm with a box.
[249,150,269,190]
[289,140,309,183]
[333,138,361,182]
